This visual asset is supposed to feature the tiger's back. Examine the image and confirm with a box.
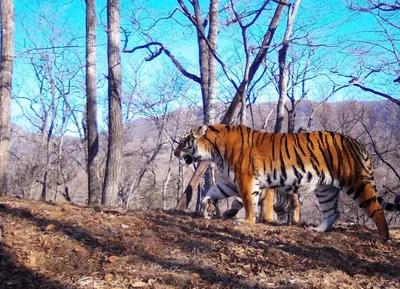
[221,126,370,191]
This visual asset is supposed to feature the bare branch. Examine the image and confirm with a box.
[353,83,400,105]
[306,84,349,131]
[359,119,400,181]
[348,1,400,12]
[123,41,202,83]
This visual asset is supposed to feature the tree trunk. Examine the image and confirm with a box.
[0,0,14,197]
[190,0,220,209]
[103,0,122,206]
[274,0,300,133]
[287,108,296,133]
[41,172,47,200]
[176,0,288,210]
[86,0,101,205]
[204,0,219,126]
[274,43,288,133]
[55,103,67,202]
[177,162,184,204]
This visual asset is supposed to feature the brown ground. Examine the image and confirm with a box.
[0,198,399,289]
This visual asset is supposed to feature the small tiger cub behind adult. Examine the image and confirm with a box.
[203,179,301,224]
[174,124,400,241]
[226,189,301,225]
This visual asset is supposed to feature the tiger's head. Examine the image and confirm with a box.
[174,125,208,165]
[202,196,218,219]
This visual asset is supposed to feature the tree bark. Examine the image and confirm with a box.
[177,161,184,204]
[0,0,14,197]
[176,0,288,210]
[274,0,300,133]
[203,0,219,125]
[179,0,220,208]
[274,43,288,133]
[103,0,122,206]
[86,0,101,205]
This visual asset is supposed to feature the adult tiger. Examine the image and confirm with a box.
[203,177,300,224]
[174,124,400,241]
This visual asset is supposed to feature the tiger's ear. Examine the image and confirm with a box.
[192,125,207,138]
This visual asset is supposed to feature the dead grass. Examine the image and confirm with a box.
[0,197,399,289]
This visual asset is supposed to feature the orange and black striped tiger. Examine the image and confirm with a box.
[174,124,400,241]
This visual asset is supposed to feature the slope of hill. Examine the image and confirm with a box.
[0,198,399,289]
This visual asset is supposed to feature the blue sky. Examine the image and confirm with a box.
[11,0,399,133]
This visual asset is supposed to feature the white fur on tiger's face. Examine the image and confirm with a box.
[174,126,211,165]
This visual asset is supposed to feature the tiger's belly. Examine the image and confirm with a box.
[219,162,336,193]
[257,168,321,191]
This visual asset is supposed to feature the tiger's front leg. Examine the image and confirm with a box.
[261,189,275,223]
[235,177,260,225]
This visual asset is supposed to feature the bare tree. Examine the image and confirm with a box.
[13,40,84,202]
[274,0,300,133]
[85,0,101,205]
[306,84,349,131]
[284,43,315,133]
[103,0,122,206]
[0,0,14,196]
[16,11,82,201]
[122,0,221,199]
[344,1,399,104]
[122,130,163,208]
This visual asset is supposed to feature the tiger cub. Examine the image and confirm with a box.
[201,176,300,224]
[175,124,400,241]
[225,189,301,225]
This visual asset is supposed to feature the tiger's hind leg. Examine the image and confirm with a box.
[289,192,300,225]
[352,182,389,242]
[314,186,340,232]
[223,197,243,219]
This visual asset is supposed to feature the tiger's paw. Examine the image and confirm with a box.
[202,198,217,220]
[262,220,280,226]
[223,209,239,219]
[287,220,300,226]
[261,218,275,224]
[307,225,332,233]
[233,218,247,226]
[233,218,255,226]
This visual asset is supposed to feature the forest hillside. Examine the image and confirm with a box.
[8,100,400,231]
[0,198,399,289]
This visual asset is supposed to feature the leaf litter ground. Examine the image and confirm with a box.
[0,198,399,289]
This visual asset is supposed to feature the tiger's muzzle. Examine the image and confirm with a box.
[174,148,200,165]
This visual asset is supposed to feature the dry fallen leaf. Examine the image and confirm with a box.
[191,273,200,285]
[131,281,147,288]
[171,248,181,254]
[108,255,118,263]
[219,252,229,261]
[45,224,55,231]
[1,198,399,289]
